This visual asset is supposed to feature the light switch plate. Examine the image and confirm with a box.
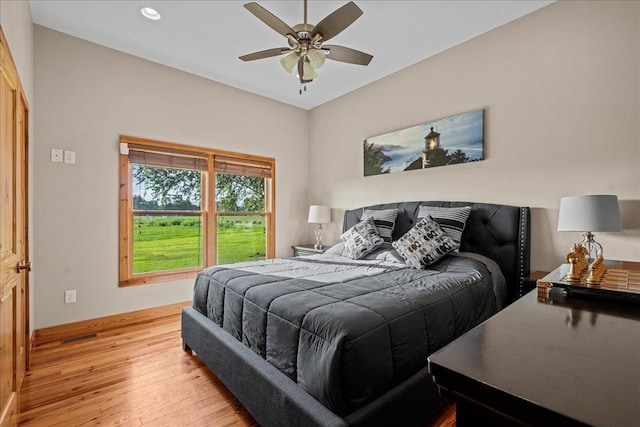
[64,150,76,164]
[51,148,63,163]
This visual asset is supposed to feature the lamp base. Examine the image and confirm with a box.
[581,232,603,264]
[313,224,325,251]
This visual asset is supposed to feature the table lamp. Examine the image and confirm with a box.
[557,195,623,263]
[308,205,331,250]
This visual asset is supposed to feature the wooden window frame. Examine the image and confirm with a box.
[118,135,276,286]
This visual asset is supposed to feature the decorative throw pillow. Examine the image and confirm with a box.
[417,205,471,251]
[362,208,398,249]
[340,218,384,260]
[392,216,456,269]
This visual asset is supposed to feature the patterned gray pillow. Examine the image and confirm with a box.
[417,205,471,251]
[392,216,456,269]
[340,218,384,259]
[362,208,398,249]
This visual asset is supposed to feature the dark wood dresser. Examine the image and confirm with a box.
[428,271,640,427]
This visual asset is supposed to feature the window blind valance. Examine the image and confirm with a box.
[127,144,208,171]
[120,137,274,178]
[214,156,272,179]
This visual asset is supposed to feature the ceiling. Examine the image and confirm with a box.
[29,0,554,110]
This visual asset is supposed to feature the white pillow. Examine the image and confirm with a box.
[323,242,345,255]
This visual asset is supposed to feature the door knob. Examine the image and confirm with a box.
[17,261,32,272]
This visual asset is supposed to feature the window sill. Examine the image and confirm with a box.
[119,267,201,287]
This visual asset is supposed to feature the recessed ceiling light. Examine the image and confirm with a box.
[140,7,161,21]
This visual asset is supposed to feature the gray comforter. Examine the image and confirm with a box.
[192,252,499,416]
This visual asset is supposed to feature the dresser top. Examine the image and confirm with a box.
[429,291,640,426]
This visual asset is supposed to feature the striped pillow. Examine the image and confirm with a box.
[362,209,398,249]
[417,205,471,251]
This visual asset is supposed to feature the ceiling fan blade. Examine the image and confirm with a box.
[324,45,373,65]
[244,2,297,38]
[311,2,363,42]
[239,48,291,62]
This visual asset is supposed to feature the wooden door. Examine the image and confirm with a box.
[0,28,29,427]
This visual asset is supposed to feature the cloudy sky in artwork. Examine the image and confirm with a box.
[366,109,484,172]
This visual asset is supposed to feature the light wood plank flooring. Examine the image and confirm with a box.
[20,313,454,426]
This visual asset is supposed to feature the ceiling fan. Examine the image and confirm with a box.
[239,0,373,92]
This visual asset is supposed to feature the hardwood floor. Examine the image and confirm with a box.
[20,313,455,426]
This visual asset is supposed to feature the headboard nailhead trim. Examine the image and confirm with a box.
[517,207,528,297]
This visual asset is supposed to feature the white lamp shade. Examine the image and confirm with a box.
[557,195,623,232]
[308,205,331,224]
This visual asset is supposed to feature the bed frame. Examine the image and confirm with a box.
[181,201,530,426]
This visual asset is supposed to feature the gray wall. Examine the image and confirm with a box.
[33,26,310,328]
[308,0,640,272]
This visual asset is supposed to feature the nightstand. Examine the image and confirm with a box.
[519,270,549,298]
[291,244,331,257]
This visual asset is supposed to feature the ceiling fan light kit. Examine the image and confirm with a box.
[303,61,317,80]
[240,0,373,93]
[280,52,299,73]
[307,49,326,69]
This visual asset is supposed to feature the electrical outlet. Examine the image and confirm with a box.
[64,290,76,304]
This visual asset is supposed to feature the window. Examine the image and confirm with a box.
[119,136,275,286]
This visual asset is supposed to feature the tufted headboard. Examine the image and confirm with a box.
[343,201,530,304]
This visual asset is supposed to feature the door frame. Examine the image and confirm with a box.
[0,25,31,426]
[20,87,30,370]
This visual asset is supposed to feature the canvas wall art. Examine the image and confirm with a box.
[363,109,484,176]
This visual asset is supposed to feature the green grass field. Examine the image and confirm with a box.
[132,214,266,274]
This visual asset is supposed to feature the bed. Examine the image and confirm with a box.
[181,201,530,426]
